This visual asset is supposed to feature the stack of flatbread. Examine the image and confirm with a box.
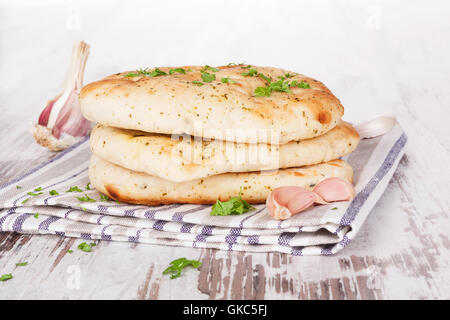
[80,65,359,205]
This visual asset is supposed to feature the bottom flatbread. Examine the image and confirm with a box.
[89,155,353,205]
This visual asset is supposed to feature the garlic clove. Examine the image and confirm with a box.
[312,177,355,203]
[33,41,91,151]
[266,186,316,220]
[354,116,396,139]
[266,190,293,220]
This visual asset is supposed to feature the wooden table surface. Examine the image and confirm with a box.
[1,1,449,299]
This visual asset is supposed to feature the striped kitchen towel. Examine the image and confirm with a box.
[0,123,407,255]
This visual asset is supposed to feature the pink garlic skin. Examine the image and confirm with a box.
[38,96,58,127]
[312,178,355,202]
[52,91,91,139]
[266,186,316,220]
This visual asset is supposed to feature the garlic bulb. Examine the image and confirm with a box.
[32,41,91,151]
[354,116,396,139]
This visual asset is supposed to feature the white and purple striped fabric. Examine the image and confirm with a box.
[0,124,406,255]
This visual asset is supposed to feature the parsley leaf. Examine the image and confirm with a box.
[162,257,202,279]
[16,185,22,189]
[240,65,252,69]
[258,73,272,84]
[67,249,73,254]
[77,242,95,252]
[201,71,216,83]
[254,87,271,97]
[67,186,83,193]
[331,207,338,210]
[124,67,167,78]
[49,190,59,196]
[210,193,254,216]
[27,191,43,196]
[169,68,186,75]
[192,81,204,86]
[100,194,111,201]
[85,183,91,191]
[241,68,258,76]
[202,65,219,72]
[149,68,167,77]
[15,262,28,267]
[221,77,237,84]
[290,80,310,88]
[123,68,151,77]
[76,194,96,203]
[0,274,12,282]
[268,79,292,93]
[21,198,30,204]
[34,213,39,219]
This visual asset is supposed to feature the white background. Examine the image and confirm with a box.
[1,0,449,145]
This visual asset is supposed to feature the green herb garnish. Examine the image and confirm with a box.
[77,242,96,252]
[241,68,258,76]
[100,194,111,201]
[149,68,167,77]
[67,186,83,193]
[49,190,59,196]
[15,262,28,267]
[0,274,13,282]
[290,80,310,88]
[221,77,237,84]
[76,194,96,203]
[331,207,338,210]
[201,71,216,83]
[124,68,152,77]
[169,68,186,75]
[240,65,252,69]
[67,250,73,254]
[124,67,167,78]
[254,86,272,97]
[16,186,22,189]
[85,183,91,191]
[192,81,204,86]
[258,73,272,83]
[210,192,254,216]
[34,213,39,219]
[21,198,30,204]
[162,257,202,279]
[27,191,43,196]
[202,65,219,72]
[268,79,292,93]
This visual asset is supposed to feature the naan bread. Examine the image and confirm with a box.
[80,65,344,144]
[90,121,359,183]
[89,155,353,205]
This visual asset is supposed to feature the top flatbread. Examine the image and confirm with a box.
[80,65,344,144]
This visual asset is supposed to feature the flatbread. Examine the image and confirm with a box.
[90,121,359,183]
[89,155,353,205]
[80,65,344,144]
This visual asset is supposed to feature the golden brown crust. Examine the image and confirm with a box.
[80,65,344,144]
